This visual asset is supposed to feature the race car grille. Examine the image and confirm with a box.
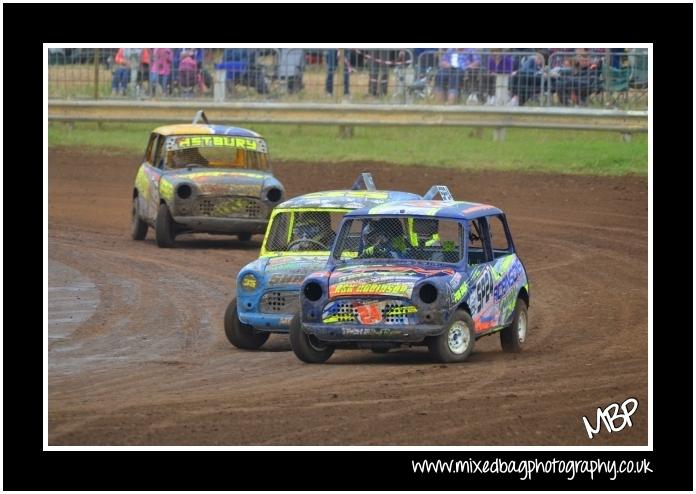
[195,197,264,218]
[326,300,416,324]
[260,291,300,314]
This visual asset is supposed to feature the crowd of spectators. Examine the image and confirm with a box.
[97,48,647,106]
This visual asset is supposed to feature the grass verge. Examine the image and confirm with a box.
[48,122,647,175]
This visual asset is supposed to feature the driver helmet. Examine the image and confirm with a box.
[290,214,331,249]
[363,218,403,246]
[168,147,208,168]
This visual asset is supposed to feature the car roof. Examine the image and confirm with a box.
[347,200,504,220]
[153,124,264,138]
[276,190,422,210]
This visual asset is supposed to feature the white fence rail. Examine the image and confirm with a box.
[47,100,648,141]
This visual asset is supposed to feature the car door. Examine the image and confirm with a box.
[140,133,166,221]
[483,214,520,328]
[464,218,496,333]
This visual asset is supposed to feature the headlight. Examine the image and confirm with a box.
[303,281,323,301]
[176,183,193,199]
[265,187,283,203]
[418,283,438,304]
[241,273,258,291]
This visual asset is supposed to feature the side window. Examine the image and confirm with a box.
[152,136,166,169]
[486,215,513,258]
[266,212,290,251]
[466,219,489,265]
[143,133,157,163]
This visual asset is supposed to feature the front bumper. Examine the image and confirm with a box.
[173,216,268,234]
[238,311,294,333]
[302,321,447,343]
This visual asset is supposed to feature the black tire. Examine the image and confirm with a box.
[289,315,334,364]
[237,233,252,242]
[500,298,528,352]
[131,196,148,240]
[155,203,176,248]
[224,299,269,350]
[428,310,476,363]
[371,348,390,354]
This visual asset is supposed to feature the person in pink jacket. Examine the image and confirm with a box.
[150,48,172,97]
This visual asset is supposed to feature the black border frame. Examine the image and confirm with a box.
[6,2,692,490]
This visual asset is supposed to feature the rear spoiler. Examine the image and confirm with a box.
[423,185,453,201]
[192,110,210,124]
[351,172,376,191]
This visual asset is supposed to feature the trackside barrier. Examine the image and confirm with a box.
[47,100,648,141]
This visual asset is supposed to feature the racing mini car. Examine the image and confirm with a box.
[131,111,284,247]
[293,187,530,363]
[224,173,422,350]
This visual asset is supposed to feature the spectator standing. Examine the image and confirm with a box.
[433,48,481,104]
[150,48,173,97]
[137,49,151,98]
[367,49,391,97]
[124,48,142,97]
[325,49,350,99]
[111,48,130,96]
[178,49,198,97]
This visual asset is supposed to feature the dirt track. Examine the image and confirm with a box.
[48,147,648,445]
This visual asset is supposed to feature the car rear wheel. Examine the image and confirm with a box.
[428,310,475,363]
[289,315,334,363]
[131,197,148,240]
[224,298,269,349]
[500,298,528,352]
[155,203,176,248]
[237,233,252,242]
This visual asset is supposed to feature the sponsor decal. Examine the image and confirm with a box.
[172,135,260,151]
[494,259,523,302]
[268,273,306,286]
[448,272,462,289]
[241,275,257,289]
[329,282,412,298]
[322,300,417,325]
[451,282,468,304]
[355,303,383,324]
[195,184,263,197]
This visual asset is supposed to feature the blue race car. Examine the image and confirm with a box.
[224,173,422,350]
[293,186,530,363]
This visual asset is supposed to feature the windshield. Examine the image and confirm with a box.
[262,209,349,255]
[333,217,464,264]
[164,135,270,171]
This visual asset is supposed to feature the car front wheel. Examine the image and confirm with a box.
[155,203,176,248]
[428,310,476,363]
[224,298,269,349]
[289,315,334,364]
[500,298,528,352]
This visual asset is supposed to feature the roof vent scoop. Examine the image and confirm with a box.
[192,110,210,125]
[351,172,376,191]
[423,185,453,201]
